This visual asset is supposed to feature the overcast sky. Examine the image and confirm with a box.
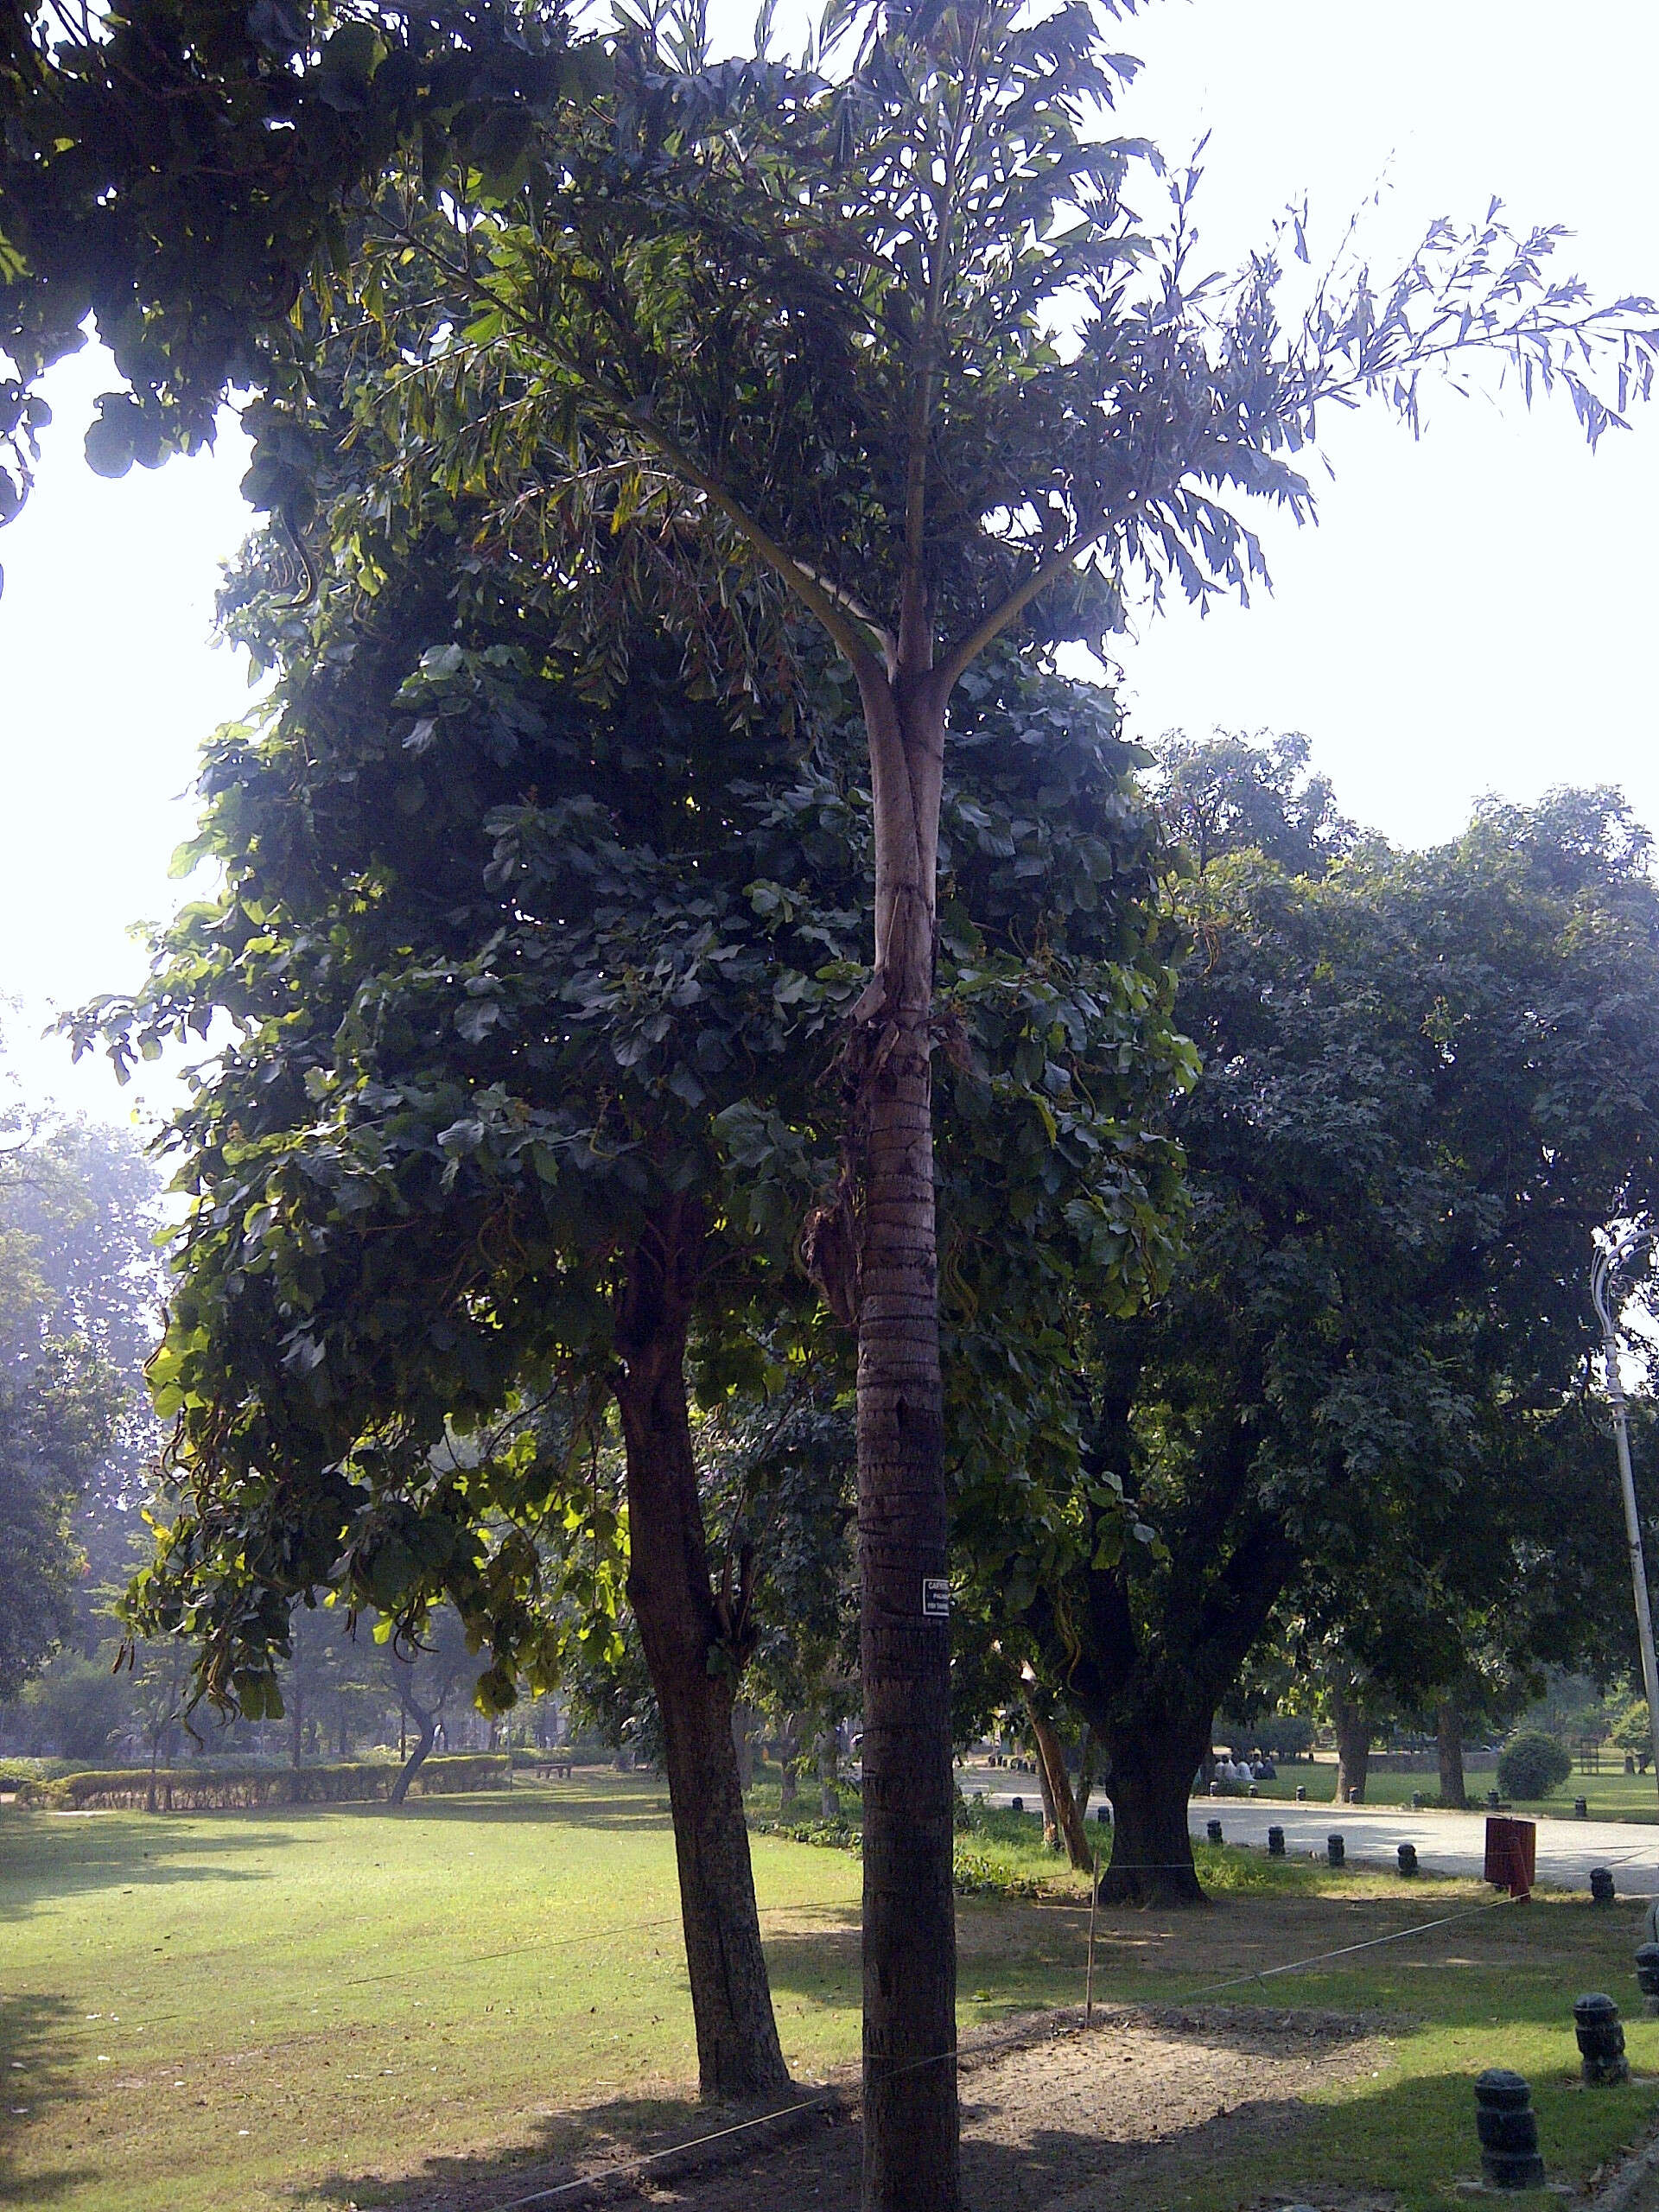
[1,0,1655,1124]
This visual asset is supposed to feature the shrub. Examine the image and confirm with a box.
[1497,1731,1573,1800]
[49,1752,511,1812]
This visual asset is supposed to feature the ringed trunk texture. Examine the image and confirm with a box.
[1333,1696,1370,1806]
[1438,1703,1467,1809]
[854,671,957,2212]
[615,1202,790,2101]
[1097,1717,1209,1907]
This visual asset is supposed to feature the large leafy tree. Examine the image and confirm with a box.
[1017,766,1659,1904]
[0,0,601,550]
[79,380,1183,2093]
[295,15,1659,2192]
[20,3,1658,2191]
[0,1072,130,1695]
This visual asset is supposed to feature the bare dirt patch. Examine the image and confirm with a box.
[410,2000,1391,2212]
[647,2003,1389,2212]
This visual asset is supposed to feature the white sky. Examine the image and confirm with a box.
[1,0,1656,1124]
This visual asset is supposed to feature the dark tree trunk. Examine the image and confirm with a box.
[614,1201,790,2101]
[390,1689,435,1805]
[854,946,957,2207]
[1096,1713,1210,1907]
[1438,1702,1467,1808]
[1334,1695,1370,1805]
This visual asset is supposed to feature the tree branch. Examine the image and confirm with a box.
[936,532,1104,694]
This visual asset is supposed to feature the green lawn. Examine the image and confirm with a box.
[5,1781,1659,2212]
[1230,1757,1659,1823]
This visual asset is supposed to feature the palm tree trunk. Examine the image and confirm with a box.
[852,672,957,2212]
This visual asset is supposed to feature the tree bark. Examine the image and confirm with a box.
[390,1685,435,1805]
[1095,1710,1211,1906]
[614,1200,791,2101]
[1333,1695,1370,1805]
[1438,1702,1467,1808]
[777,1713,801,1812]
[1033,1731,1059,1851]
[1025,1696,1095,1872]
[732,1703,756,1794]
[817,1726,841,1821]
[851,671,957,2212]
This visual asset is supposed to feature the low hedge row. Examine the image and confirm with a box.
[26,1752,512,1811]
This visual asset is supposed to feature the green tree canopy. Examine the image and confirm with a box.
[1016,764,1659,1904]
[76,385,1185,2087]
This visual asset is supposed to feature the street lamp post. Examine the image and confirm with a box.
[1591,1225,1659,1799]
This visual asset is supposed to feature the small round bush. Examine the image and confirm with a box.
[1497,1730,1573,1800]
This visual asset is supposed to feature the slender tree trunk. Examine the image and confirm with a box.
[732,1703,756,1794]
[614,1200,790,2101]
[817,1727,842,1821]
[1033,1732,1060,1850]
[1333,1695,1370,1805]
[779,1715,801,1813]
[1438,1702,1467,1808]
[1096,1712,1210,1907]
[290,1680,304,1772]
[390,1688,435,1805]
[1026,1697,1095,1872]
[851,673,957,2212]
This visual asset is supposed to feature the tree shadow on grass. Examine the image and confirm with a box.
[0,1993,97,2206]
[0,1807,283,1919]
[370,1781,678,1835]
[320,2084,769,2211]
[320,2024,1378,2212]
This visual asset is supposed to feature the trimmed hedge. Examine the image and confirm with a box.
[33,1753,512,1812]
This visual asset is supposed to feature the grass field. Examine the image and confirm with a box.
[4,1779,1659,2211]
[1197,1755,1659,1823]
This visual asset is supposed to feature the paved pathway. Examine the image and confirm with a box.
[969,1780,1659,1894]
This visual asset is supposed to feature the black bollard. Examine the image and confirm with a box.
[1635,1943,1659,2018]
[1097,1802,1112,1825]
[1591,1866,1617,1904]
[1267,1824,1286,1857]
[1398,1842,1419,1877]
[1010,1796,1024,1814]
[1474,2069,1546,2190]
[1573,1993,1630,2084]
[1326,1832,1345,1868]
[1411,1790,1425,1810]
[1206,1818,1224,1845]
[1295,1783,1307,1802]
[1487,1788,1503,1811]
[1574,1796,1589,1820]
